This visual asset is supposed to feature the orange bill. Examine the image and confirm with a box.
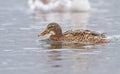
[38,29,50,36]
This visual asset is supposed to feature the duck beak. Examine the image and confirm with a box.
[38,29,50,37]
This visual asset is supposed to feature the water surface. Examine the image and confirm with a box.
[0,0,120,74]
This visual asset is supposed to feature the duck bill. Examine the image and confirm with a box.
[38,29,50,36]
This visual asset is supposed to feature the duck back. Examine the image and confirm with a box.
[61,30,106,43]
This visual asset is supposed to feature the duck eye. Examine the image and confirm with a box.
[48,25,55,29]
[51,25,55,27]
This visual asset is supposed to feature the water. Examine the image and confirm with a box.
[0,0,120,74]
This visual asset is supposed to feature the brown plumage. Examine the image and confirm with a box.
[38,22,107,43]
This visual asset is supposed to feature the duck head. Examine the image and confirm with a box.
[38,23,63,37]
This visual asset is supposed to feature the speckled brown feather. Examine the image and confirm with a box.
[59,30,106,43]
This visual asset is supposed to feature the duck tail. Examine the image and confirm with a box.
[100,39,108,43]
[101,33,106,38]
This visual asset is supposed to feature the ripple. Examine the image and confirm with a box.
[30,25,41,29]
[19,26,40,30]
[1,62,9,65]
[82,45,94,48]
[3,49,14,52]
[23,47,40,50]
[107,35,120,42]
[19,27,32,30]
[77,52,100,55]
[0,28,5,31]
[2,23,13,26]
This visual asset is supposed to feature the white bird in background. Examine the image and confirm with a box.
[28,0,91,12]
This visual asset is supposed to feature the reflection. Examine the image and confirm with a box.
[39,39,96,49]
[32,12,90,32]
[31,12,68,23]
[39,39,62,49]
[47,50,62,61]
[71,54,90,73]
[50,43,62,49]
[46,49,62,68]
[70,12,90,30]
[62,42,96,50]
[41,41,98,73]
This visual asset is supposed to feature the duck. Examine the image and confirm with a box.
[28,0,90,12]
[38,22,107,43]
[28,0,54,12]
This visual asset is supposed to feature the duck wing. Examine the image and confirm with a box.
[62,30,106,43]
[63,30,105,37]
[83,30,106,38]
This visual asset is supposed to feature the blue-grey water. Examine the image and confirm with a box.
[0,0,120,74]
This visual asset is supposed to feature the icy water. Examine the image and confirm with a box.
[0,0,120,74]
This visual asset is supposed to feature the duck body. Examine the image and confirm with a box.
[60,30,106,43]
[38,23,106,43]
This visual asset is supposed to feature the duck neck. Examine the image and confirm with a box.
[50,29,63,40]
[50,35,62,41]
[55,30,63,38]
[54,26,63,37]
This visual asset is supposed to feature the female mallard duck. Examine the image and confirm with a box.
[38,23,107,43]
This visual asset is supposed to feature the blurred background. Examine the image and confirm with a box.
[0,0,120,74]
